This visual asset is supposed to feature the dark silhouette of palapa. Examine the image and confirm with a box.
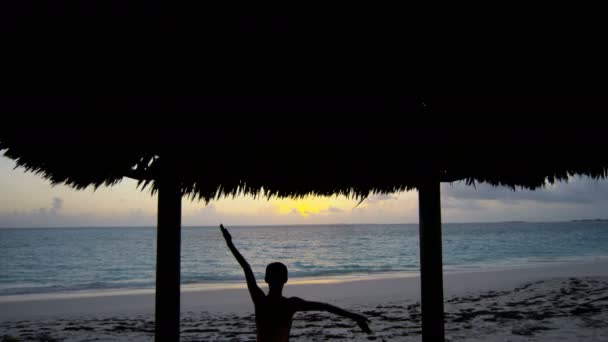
[2,96,607,342]
[220,224,371,341]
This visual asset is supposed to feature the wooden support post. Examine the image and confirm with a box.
[418,179,445,342]
[155,177,182,341]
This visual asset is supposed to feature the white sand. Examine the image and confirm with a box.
[2,261,608,341]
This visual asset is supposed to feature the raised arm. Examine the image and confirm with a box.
[291,297,372,333]
[220,224,264,301]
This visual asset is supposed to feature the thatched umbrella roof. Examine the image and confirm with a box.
[2,96,606,199]
[4,96,608,342]
[2,95,607,341]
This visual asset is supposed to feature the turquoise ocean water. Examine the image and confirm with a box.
[0,222,607,296]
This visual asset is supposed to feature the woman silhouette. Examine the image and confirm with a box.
[220,224,371,341]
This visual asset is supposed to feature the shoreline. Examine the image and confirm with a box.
[1,261,608,341]
[0,272,421,303]
[2,260,608,321]
[2,256,607,303]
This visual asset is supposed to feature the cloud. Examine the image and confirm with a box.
[51,197,63,214]
[364,193,398,203]
[182,204,315,226]
[34,198,63,215]
[0,196,160,227]
[0,208,156,228]
[440,176,608,222]
[310,206,346,215]
[442,177,608,205]
[441,196,485,211]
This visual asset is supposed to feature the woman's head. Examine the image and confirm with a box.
[265,262,288,286]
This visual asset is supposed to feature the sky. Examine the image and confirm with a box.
[1,154,607,227]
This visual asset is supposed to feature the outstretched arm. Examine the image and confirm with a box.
[291,297,372,333]
[220,224,264,301]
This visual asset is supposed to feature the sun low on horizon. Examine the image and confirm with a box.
[1,154,608,227]
[0,155,421,227]
[273,196,358,216]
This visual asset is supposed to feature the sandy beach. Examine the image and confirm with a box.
[2,261,608,341]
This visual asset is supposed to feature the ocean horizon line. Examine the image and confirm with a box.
[2,219,608,229]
